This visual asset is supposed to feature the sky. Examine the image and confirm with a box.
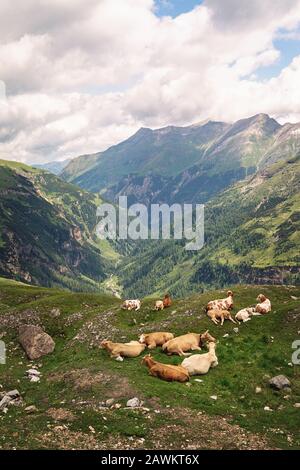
[0,0,300,164]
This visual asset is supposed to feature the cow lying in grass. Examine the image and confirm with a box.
[154,294,172,311]
[142,354,189,382]
[139,332,174,349]
[235,307,255,322]
[181,342,218,375]
[206,290,234,311]
[207,309,237,325]
[100,340,145,361]
[122,299,141,311]
[154,300,164,311]
[162,330,216,356]
[163,293,172,308]
[255,294,271,314]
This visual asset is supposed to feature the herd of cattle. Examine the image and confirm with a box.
[100,290,272,383]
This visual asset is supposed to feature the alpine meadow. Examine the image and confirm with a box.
[0,0,300,456]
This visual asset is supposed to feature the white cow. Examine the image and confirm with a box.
[181,342,218,375]
[122,299,141,311]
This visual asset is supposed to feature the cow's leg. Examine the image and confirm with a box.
[191,346,201,351]
[220,317,224,326]
[211,318,219,325]
[148,342,156,350]
[178,348,192,357]
[229,316,237,324]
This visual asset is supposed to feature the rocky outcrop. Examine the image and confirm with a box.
[19,325,55,360]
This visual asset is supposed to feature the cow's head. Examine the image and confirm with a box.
[257,294,267,302]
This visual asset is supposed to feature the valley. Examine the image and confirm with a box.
[0,114,299,298]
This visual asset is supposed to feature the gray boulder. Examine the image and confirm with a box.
[126,397,141,408]
[6,389,20,399]
[19,325,55,360]
[269,375,291,390]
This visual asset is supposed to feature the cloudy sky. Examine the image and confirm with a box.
[1,0,300,164]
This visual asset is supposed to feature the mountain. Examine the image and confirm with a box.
[0,160,121,292]
[61,114,300,205]
[118,154,300,297]
[34,158,72,175]
[61,120,229,192]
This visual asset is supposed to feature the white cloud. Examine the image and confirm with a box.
[0,0,300,163]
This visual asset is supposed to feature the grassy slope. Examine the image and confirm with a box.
[0,278,299,450]
[205,156,300,267]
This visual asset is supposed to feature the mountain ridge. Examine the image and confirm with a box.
[61,114,300,206]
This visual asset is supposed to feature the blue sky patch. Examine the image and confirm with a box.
[155,0,202,18]
[255,37,300,80]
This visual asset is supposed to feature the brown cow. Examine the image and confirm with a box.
[142,354,189,382]
[139,332,174,349]
[100,340,145,360]
[162,330,216,356]
[163,293,172,308]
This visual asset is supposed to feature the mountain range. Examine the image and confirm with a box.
[0,113,299,296]
[61,113,300,206]
[33,158,71,175]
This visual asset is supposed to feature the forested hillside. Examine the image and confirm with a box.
[0,160,120,293]
[119,155,300,297]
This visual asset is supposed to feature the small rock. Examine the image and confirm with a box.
[291,296,298,300]
[293,403,300,408]
[89,426,96,433]
[126,397,141,408]
[26,369,41,376]
[6,390,20,399]
[111,403,122,410]
[105,398,115,407]
[30,376,40,383]
[264,406,272,411]
[210,395,218,400]
[269,375,291,391]
[0,395,12,411]
[50,308,61,318]
[233,328,239,334]
[194,379,203,383]
[223,334,229,338]
[115,356,124,362]
[25,405,38,414]
[255,386,262,394]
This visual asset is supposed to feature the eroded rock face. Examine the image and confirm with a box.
[19,325,55,360]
